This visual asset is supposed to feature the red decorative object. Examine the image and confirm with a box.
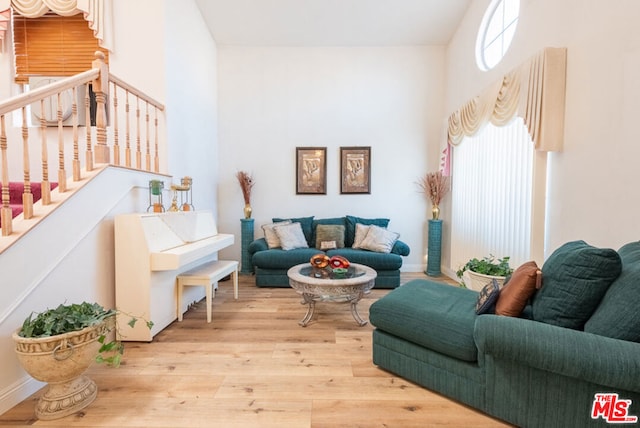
[329,256,350,269]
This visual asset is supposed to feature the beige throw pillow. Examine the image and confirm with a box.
[273,222,309,251]
[359,224,400,253]
[352,223,371,249]
[262,220,292,248]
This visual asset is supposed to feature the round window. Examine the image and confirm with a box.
[475,0,520,71]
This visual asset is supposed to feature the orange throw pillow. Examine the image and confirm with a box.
[495,261,542,317]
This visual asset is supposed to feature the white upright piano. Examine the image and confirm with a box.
[114,210,234,341]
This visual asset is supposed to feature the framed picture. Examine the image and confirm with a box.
[340,146,371,194]
[296,147,327,194]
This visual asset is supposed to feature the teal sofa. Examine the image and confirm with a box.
[248,215,410,288]
[370,240,640,427]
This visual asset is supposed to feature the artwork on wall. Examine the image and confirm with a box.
[340,146,371,194]
[296,147,327,194]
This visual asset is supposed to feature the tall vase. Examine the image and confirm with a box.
[243,204,252,219]
[431,204,440,220]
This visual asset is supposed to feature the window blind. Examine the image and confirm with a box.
[450,117,537,273]
[12,11,109,84]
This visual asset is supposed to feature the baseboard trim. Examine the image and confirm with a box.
[0,375,43,416]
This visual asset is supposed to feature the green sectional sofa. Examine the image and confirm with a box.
[370,240,640,427]
[248,215,410,288]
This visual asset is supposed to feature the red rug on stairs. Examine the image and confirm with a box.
[0,182,59,227]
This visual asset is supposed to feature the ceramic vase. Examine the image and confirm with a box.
[431,204,440,220]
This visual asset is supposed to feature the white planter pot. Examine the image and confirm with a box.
[464,270,507,291]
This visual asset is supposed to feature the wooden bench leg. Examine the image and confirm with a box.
[232,267,238,299]
[177,279,184,321]
[205,280,212,323]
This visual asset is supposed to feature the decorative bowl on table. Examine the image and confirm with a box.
[332,268,348,278]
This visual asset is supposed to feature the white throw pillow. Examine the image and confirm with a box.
[359,224,400,253]
[262,220,291,248]
[273,222,309,251]
[352,223,371,249]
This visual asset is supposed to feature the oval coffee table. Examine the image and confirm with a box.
[287,263,377,327]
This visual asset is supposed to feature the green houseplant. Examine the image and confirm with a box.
[456,255,513,290]
[12,302,152,420]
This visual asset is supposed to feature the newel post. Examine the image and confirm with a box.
[92,51,110,165]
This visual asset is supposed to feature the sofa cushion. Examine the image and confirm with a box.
[495,261,541,317]
[359,225,399,253]
[369,279,479,362]
[352,223,371,249]
[531,240,622,330]
[327,248,403,271]
[476,279,500,314]
[262,220,291,249]
[315,224,345,249]
[273,216,315,246]
[252,248,321,270]
[311,217,346,245]
[584,241,640,342]
[345,215,390,247]
[273,222,309,251]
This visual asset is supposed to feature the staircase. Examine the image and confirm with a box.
[0,182,58,227]
[0,52,169,416]
[0,52,165,243]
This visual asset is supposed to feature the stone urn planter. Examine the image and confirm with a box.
[464,269,508,291]
[12,319,112,420]
[456,255,513,291]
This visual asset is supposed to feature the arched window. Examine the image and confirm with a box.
[476,0,520,71]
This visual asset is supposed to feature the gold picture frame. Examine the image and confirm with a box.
[296,147,327,194]
[340,146,371,194]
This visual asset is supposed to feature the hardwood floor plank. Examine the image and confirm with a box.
[0,272,511,427]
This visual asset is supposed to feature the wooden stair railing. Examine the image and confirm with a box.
[0,52,165,237]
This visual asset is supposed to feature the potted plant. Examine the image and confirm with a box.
[12,302,152,420]
[456,255,513,291]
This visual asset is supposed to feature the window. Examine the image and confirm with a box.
[476,0,520,71]
[450,117,541,271]
[12,11,109,84]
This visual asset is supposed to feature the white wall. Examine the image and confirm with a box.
[443,0,640,270]
[216,46,446,271]
[164,0,220,212]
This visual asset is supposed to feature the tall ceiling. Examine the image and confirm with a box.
[194,0,472,46]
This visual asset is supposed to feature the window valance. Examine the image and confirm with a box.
[448,47,567,152]
[0,0,112,52]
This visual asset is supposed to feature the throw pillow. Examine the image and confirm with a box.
[359,225,400,254]
[584,241,640,342]
[476,279,501,314]
[531,240,622,330]
[261,220,291,249]
[315,224,345,249]
[273,222,309,251]
[345,215,390,247]
[352,223,371,249]
[272,216,315,247]
[495,261,541,317]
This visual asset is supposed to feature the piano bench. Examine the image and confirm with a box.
[176,260,239,323]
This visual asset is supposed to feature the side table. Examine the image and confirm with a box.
[426,219,442,276]
[240,218,254,274]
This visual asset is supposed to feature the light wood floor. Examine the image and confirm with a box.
[0,272,512,427]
